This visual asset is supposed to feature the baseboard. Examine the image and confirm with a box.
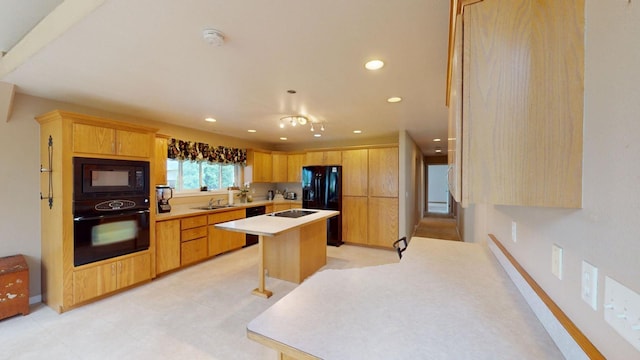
[29,295,42,305]
[487,234,604,360]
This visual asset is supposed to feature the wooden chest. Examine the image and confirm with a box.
[0,255,29,320]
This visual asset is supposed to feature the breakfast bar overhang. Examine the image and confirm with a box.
[214,209,339,298]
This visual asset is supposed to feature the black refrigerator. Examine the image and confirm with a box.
[302,165,343,246]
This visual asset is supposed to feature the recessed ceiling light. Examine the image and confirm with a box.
[365,59,384,70]
[435,149,442,153]
[280,137,287,141]
[433,138,441,142]
[205,117,217,122]
[387,97,402,103]
[314,134,322,138]
[248,129,256,133]
[353,130,362,134]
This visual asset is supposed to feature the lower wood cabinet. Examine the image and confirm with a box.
[181,237,208,265]
[156,219,181,274]
[342,196,368,245]
[208,209,245,256]
[73,252,151,304]
[368,197,399,248]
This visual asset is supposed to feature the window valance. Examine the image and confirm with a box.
[168,138,246,165]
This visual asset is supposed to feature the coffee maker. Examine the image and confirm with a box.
[156,185,173,213]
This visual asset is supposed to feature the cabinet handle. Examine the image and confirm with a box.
[111,263,116,276]
[118,262,122,273]
[112,142,115,153]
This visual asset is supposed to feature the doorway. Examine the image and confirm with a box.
[426,164,451,215]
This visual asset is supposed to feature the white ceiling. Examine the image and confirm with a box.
[0,0,450,154]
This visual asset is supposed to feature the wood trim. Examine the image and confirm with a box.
[247,330,320,360]
[488,234,605,360]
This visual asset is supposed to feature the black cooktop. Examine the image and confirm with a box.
[269,209,317,218]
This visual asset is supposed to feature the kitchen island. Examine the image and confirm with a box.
[215,209,339,298]
[246,237,565,359]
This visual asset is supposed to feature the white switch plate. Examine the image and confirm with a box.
[551,244,563,279]
[511,221,517,242]
[581,261,598,310]
[604,276,640,351]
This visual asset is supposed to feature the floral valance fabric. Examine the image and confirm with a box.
[168,138,246,165]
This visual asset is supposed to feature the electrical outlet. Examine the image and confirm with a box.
[604,276,640,351]
[581,261,598,310]
[551,244,563,279]
[511,221,517,242]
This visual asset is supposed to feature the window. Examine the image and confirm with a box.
[167,159,237,192]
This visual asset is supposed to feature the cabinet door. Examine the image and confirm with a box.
[324,151,342,165]
[368,197,398,248]
[342,149,368,196]
[118,253,151,288]
[155,136,168,185]
[369,147,398,197]
[181,238,208,265]
[73,123,116,155]
[208,209,245,256]
[342,196,368,245]
[116,129,151,158]
[304,151,325,166]
[72,263,117,304]
[272,153,288,182]
[287,153,304,182]
[246,150,273,183]
[156,220,181,274]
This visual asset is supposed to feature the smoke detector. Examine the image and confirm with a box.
[203,29,225,46]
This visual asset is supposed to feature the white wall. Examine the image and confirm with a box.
[399,131,423,239]
[467,1,640,358]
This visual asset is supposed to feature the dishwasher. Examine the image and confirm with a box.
[244,205,266,247]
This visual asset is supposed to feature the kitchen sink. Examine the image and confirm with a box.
[192,204,235,210]
[268,209,317,218]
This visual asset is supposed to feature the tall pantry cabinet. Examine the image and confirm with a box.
[36,110,158,313]
[341,146,398,248]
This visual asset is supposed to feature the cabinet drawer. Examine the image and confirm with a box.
[208,209,245,224]
[181,215,207,230]
[181,238,207,265]
[181,226,207,242]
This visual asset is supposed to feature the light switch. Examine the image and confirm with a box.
[551,244,563,279]
[581,261,598,310]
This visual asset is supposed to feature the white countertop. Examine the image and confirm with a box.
[214,209,339,237]
[247,237,564,359]
[155,199,302,221]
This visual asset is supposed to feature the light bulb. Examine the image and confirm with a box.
[310,124,315,132]
[320,124,325,131]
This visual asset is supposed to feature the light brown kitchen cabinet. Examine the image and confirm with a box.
[272,152,288,183]
[447,0,584,208]
[36,110,158,313]
[73,123,152,158]
[368,197,399,248]
[304,150,341,166]
[287,153,305,182]
[155,219,180,274]
[208,209,246,256]
[181,215,208,265]
[72,252,151,304]
[368,147,398,198]
[154,134,169,185]
[341,149,368,197]
[246,149,273,183]
[342,196,368,245]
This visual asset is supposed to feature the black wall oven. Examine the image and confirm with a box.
[73,157,151,266]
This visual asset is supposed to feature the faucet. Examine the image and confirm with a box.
[209,198,222,208]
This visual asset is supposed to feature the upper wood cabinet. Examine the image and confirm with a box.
[287,153,305,183]
[245,150,273,183]
[73,123,152,158]
[272,152,288,183]
[341,149,368,197]
[368,147,398,198]
[304,150,341,166]
[154,135,169,186]
[447,0,584,208]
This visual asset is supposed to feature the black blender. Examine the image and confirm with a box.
[156,185,173,213]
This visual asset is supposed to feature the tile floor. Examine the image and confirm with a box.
[0,244,398,360]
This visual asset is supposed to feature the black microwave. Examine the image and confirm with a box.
[73,157,150,199]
